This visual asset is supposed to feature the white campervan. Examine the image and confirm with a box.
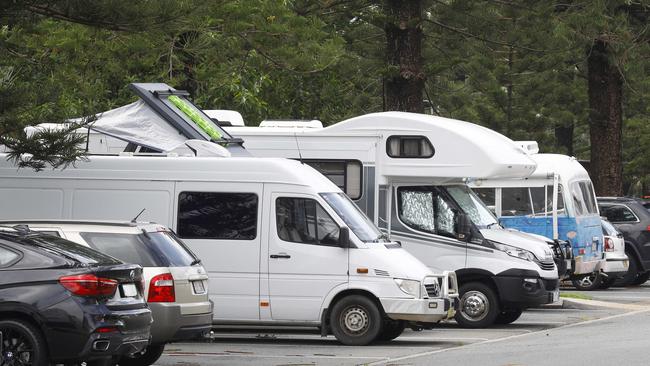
[0,153,458,345]
[223,112,561,328]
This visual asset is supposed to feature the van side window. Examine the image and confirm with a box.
[397,187,457,238]
[177,192,258,240]
[305,160,362,200]
[501,187,532,216]
[387,136,434,158]
[0,246,20,267]
[276,197,340,246]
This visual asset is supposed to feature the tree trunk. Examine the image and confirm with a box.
[587,39,623,196]
[554,123,574,157]
[384,0,424,113]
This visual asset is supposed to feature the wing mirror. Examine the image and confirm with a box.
[455,213,472,242]
[339,226,350,248]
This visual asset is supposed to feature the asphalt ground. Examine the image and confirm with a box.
[154,283,650,366]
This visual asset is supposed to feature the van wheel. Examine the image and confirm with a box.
[571,272,602,290]
[494,308,523,325]
[119,344,165,366]
[0,319,48,366]
[330,295,382,346]
[377,319,406,341]
[455,282,499,328]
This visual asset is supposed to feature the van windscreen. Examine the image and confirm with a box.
[80,232,196,267]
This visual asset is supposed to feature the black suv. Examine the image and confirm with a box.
[0,226,152,365]
[597,197,650,286]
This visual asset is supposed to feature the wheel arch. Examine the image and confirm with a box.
[319,287,384,336]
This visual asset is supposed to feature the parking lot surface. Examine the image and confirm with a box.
[154,284,650,366]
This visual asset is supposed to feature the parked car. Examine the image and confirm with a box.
[598,197,650,286]
[0,220,213,366]
[0,225,152,366]
[597,219,628,289]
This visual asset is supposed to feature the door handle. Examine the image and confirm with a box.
[270,253,291,259]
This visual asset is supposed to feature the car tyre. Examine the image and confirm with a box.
[599,276,617,289]
[0,319,48,366]
[455,282,499,328]
[376,319,406,341]
[571,272,602,291]
[494,308,523,325]
[330,295,382,346]
[618,251,640,286]
[631,271,650,286]
[119,344,165,366]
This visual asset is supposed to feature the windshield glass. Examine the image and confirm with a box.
[446,185,499,229]
[320,192,385,243]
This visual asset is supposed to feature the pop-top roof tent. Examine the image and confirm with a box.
[226,111,537,182]
[71,83,248,156]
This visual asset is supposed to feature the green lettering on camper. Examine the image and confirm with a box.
[168,95,222,140]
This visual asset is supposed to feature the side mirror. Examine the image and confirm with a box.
[339,227,350,248]
[455,213,472,242]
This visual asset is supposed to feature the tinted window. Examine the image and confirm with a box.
[502,187,532,216]
[0,246,20,267]
[387,136,434,158]
[600,205,638,223]
[306,160,362,200]
[25,235,121,266]
[397,187,457,238]
[473,188,496,207]
[81,232,196,267]
[276,197,340,246]
[178,192,258,240]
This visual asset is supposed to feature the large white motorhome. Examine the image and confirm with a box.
[0,153,458,346]
[219,112,560,328]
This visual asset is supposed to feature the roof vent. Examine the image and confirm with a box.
[515,141,539,154]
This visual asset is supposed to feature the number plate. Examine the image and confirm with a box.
[121,283,138,297]
[192,280,206,294]
[552,289,560,303]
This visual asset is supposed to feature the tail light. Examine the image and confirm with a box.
[604,237,615,252]
[59,274,117,297]
[148,273,175,302]
[646,225,650,232]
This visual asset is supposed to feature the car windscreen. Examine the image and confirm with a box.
[446,185,498,229]
[320,192,385,243]
[23,234,121,266]
[80,231,196,267]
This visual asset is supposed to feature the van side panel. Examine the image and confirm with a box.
[71,186,172,224]
[0,186,64,219]
[173,182,262,322]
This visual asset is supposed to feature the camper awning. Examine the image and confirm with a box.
[88,100,188,152]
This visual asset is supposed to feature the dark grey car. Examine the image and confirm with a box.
[597,197,650,286]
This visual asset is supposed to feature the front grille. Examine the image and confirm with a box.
[536,260,555,271]
[424,281,440,298]
[374,269,390,276]
[543,279,558,291]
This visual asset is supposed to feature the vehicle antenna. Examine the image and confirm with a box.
[294,132,304,164]
[131,208,146,223]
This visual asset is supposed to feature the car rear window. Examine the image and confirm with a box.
[25,234,121,266]
[80,231,196,267]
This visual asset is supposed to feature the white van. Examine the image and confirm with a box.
[222,112,560,328]
[0,153,458,345]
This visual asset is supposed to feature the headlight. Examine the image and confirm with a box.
[394,278,421,298]
[492,242,537,261]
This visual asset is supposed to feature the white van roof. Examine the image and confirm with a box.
[227,112,536,180]
[0,154,339,192]
[528,153,591,182]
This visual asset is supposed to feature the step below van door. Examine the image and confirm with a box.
[266,191,349,321]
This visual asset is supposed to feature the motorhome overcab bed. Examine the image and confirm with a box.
[469,146,607,289]
[0,153,458,345]
[223,112,560,328]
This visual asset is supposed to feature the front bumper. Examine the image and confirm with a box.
[380,296,458,323]
[149,302,213,344]
[494,269,559,308]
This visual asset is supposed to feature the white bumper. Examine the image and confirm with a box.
[380,297,457,323]
[602,252,629,275]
